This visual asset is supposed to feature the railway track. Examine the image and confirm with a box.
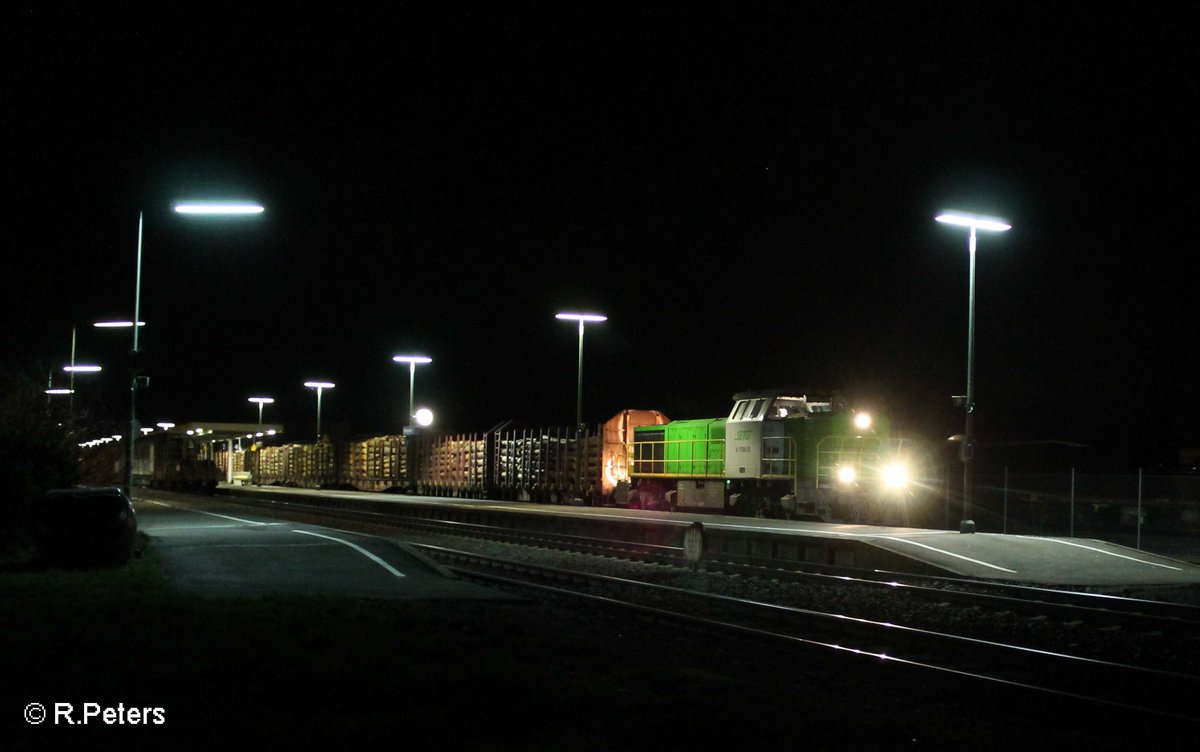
[416,542,1200,724]
[155,491,1200,675]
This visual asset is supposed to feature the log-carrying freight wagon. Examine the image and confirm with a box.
[236,409,669,505]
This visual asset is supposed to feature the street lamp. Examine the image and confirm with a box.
[392,355,432,427]
[555,312,607,433]
[123,201,262,497]
[248,396,274,425]
[304,381,335,440]
[936,211,1011,530]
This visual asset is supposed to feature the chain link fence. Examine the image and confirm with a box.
[923,467,1200,560]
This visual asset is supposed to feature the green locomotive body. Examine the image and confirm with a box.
[628,390,912,520]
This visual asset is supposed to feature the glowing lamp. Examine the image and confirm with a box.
[174,202,265,215]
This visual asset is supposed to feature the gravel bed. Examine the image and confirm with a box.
[391,526,1200,676]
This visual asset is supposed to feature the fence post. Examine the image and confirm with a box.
[1137,467,1143,551]
[1069,466,1075,538]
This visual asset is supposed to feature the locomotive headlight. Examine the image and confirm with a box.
[883,462,910,489]
[837,466,857,485]
[853,412,872,431]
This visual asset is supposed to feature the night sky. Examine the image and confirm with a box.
[5,4,1198,467]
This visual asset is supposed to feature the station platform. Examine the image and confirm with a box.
[211,484,1200,588]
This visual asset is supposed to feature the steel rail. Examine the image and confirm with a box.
[416,543,1200,724]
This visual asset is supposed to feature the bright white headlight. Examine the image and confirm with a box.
[854,412,872,431]
[837,466,857,484]
[883,462,909,489]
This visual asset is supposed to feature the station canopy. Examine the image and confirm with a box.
[163,422,285,442]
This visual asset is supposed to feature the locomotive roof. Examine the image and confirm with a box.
[732,389,846,404]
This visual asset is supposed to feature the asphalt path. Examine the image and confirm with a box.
[136,494,515,600]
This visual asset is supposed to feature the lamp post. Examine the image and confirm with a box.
[556,312,606,502]
[555,312,606,434]
[248,396,274,426]
[935,211,1011,530]
[304,381,335,440]
[124,201,263,497]
[391,355,432,427]
[247,397,273,488]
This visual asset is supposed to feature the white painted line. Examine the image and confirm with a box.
[293,530,406,577]
[1030,538,1183,571]
[873,536,1019,573]
[145,500,274,526]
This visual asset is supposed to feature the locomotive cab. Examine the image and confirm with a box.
[724,392,843,480]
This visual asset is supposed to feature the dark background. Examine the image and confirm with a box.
[4,3,1197,467]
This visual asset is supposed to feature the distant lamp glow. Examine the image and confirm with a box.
[174,201,265,215]
[64,364,102,373]
[837,466,857,485]
[414,408,434,427]
[853,412,872,431]
[140,428,154,436]
[883,462,910,489]
[156,422,175,430]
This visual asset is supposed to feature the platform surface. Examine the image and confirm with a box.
[216,484,1200,587]
[138,494,517,599]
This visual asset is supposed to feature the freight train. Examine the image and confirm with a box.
[212,389,917,521]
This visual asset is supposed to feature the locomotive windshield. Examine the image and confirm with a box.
[728,393,841,421]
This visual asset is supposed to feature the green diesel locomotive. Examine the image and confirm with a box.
[625,390,913,520]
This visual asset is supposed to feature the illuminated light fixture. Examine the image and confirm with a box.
[45,388,74,395]
[111,434,123,440]
[174,201,265,215]
[936,210,1011,528]
[883,462,910,489]
[64,364,102,372]
[414,408,434,427]
[853,412,872,431]
[554,312,608,323]
[392,355,432,427]
[94,321,145,328]
[187,430,194,435]
[157,422,175,430]
[556,312,607,433]
[934,212,1012,232]
[255,432,264,437]
[837,466,857,484]
[140,428,154,435]
[267,429,277,436]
